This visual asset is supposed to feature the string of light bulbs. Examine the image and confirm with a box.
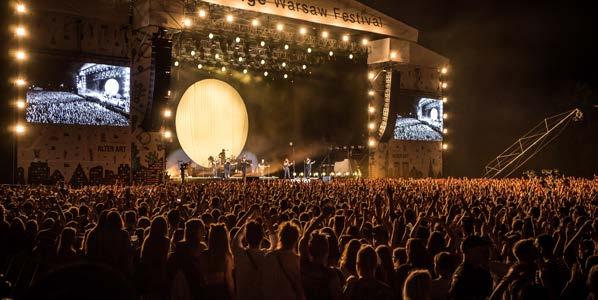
[11,2,29,135]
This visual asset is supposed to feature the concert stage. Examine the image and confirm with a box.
[12,0,448,185]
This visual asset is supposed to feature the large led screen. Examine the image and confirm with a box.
[393,98,443,141]
[26,61,130,127]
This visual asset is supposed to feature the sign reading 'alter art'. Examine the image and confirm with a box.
[201,0,418,41]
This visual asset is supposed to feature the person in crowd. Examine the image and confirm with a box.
[200,223,235,299]
[232,218,267,300]
[138,216,170,299]
[344,245,394,300]
[448,235,493,300]
[402,270,432,300]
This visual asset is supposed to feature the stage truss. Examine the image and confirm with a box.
[484,108,583,178]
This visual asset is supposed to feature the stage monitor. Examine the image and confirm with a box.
[393,97,443,141]
[26,60,130,127]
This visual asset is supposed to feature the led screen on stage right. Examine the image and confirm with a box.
[393,98,443,141]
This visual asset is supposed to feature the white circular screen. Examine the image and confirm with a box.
[176,79,249,167]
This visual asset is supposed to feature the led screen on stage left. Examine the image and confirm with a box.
[25,56,130,127]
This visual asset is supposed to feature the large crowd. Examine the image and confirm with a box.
[25,91,129,126]
[0,177,597,300]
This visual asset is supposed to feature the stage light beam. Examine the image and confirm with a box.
[368,106,375,114]
[443,128,448,134]
[349,54,354,59]
[198,9,207,18]
[299,27,307,35]
[282,62,286,67]
[183,18,192,27]
[443,97,448,103]
[441,67,448,74]
[441,82,448,89]
[307,48,312,54]
[163,109,172,118]
[329,51,334,56]
[260,41,266,47]
[235,37,241,43]
[342,34,350,42]
[263,71,268,77]
[368,138,377,148]
[197,64,203,69]
[390,52,398,59]
[208,33,214,39]
[15,124,25,134]
[362,38,369,45]
[321,31,329,38]
[243,69,248,74]
[284,74,288,79]
[174,61,179,67]
[15,50,26,61]
[15,26,26,37]
[276,23,284,31]
[14,78,26,87]
[442,143,448,150]
[368,122,376,130]
[16,100,26,109]
[368,90,375,96]
[16,3,26,14]
[252,19,260,27]
[284,44,289,50]
[368,72,375,80]
[226,14,234,23]
[163,130,172,139]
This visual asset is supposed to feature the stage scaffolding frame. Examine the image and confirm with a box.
[484,108,583,178]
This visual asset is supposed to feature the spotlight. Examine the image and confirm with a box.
[208,33,214,39]
[441,82,448,89]
[14,78,26,87]
[442,143,448,150]
[342,34,350,42]
[260,41,266,47]
[390,52,397,59]
[163,130,172,139]
[368,122,376,130]
[368,106,375,114]
[329,51,334,56]
[443,113,448,119]
[362,38,369,45]
[314,172,319,177]
[198,9,207,18]
[322,172,326,176]
[299,172,304,177]
[442,97,448,103]
[443,128,448,134]
[163,109,172,118]
[238,57,243,62]
[321,31,329,38]
[15,124,25,134]
[293,172,297,177]
[197,64,203,69]
[215,54,220,59]
[16,3,26,13]
[243,69,248,74]
[174,61,179,67]
[183,18,192,27]
[252,19,260,27]
[368,72,375,80]
[299,27,307,35]
[284,74,288,79]
[281,62,287,67]
[441,67,448,74]
[226,14,234,23]
[264,71,268,76]
[330,172,335,176]
[235,37,241,43]
[276,23,284,31]
[368,139,377,148]
[368,90,375,96]
[302,65,307,70]
[15,50,26,61]
[307,48,312,54]
[345,172,350,176]
[16,100,26,109]
[349,54,354,59]
[284,44,289,50]
[260,59,265,65]
[221,66,227,72]
[190,50,196,56]
[15,26,26,37]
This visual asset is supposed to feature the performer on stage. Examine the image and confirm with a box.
[240,155,249,180]
[258,159,267,177]
[224,158,232,179]
[219,149,226,165]
[305,158,315,178]
[208,156,217,178]
[283,158,293,179]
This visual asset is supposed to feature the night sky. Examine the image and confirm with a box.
[358,0,598,177]
[1,1,597,182]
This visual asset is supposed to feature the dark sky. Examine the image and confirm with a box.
[359,0,598,177]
